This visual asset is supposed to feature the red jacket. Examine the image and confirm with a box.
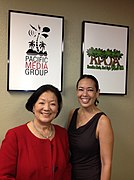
[0,123,71,180]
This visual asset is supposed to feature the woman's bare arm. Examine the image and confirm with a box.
[97,115,114,180]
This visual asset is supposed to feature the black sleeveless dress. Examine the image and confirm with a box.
[68,108,105,180]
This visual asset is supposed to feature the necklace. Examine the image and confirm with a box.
[32,121,53,139]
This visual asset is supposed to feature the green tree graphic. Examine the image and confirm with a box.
[86,47,123,66]
[86,47,124,71]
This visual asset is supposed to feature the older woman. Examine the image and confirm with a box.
[0,84,71,180]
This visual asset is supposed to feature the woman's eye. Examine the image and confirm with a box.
[88,89,94,91]
[39,102,44,104]
[78,88,94,92]
[50,103,56,106]
[78,88,83,91]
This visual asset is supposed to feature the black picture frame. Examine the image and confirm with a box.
[81,21,129,95]
[8,10,64,92]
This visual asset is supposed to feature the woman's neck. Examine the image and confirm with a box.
[80,105,100,114]
[32,120,53,139]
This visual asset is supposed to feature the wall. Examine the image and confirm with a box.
[0,0,134,179]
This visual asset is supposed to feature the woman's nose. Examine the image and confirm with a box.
[83,89,88,96]
[43,103,50,110]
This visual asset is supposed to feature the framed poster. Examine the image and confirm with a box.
[8,10,64,91]
[81,21,129,95]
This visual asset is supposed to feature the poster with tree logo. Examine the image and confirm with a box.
[8,10,64,91]
[81,21,129,95]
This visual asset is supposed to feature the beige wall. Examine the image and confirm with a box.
[0,0,134,179]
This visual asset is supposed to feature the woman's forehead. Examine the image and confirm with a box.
[78,78,95,85]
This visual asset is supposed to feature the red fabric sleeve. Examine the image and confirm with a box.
[0,130,18,179]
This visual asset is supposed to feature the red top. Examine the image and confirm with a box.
[0,123,71,180]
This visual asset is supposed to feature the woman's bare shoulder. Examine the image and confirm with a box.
[97,114,114,138]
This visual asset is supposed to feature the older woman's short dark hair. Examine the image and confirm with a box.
[25,84,62,117]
